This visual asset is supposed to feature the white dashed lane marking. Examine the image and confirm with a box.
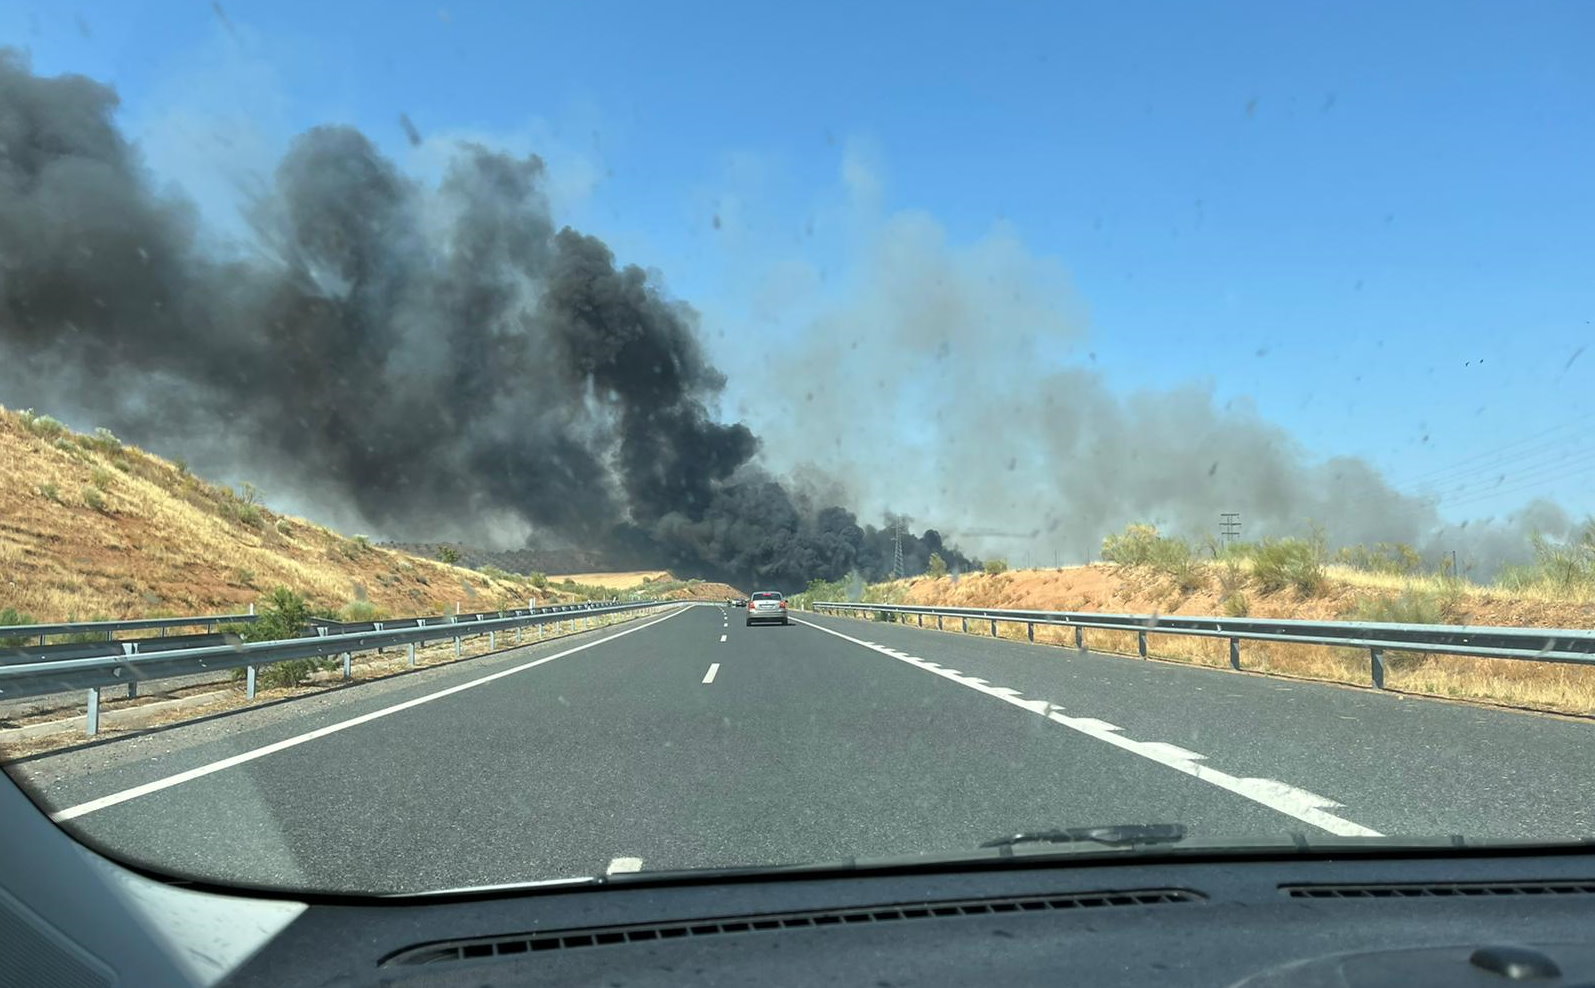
[791,617,1381,839]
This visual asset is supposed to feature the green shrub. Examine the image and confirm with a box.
[235,568,257,587]
[528,571,548,589]
[437,545,461,565]
[1101,523,1205,591]
[62,615,113,644]
[338,600,387,622]
[1336,542,1422,575]
[81,486,107,512]
[983,558,1009,575]
[275,518,294,537]
[0,607,37,647]
[231,587,336,689]
[926,552,948,579]
[480,566,512,581]
[88,427,122,452]
[1221,592,1250,617]
[351,534,371,550]
[1495,526,1595,597]
[1251,537,1326,596]
[90,466,113,490]
[18,409,66,439]
[38,483,61,504]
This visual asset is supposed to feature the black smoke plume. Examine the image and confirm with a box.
[0,51,967,589]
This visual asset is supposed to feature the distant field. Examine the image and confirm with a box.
[550,570,672,589]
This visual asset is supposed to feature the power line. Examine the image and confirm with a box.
[1391,412,1595,488]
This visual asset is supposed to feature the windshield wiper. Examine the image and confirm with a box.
[981,823,1188,850]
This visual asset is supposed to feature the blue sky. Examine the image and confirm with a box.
[7,0,1594,529]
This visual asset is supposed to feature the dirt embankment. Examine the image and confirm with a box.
[0,406,584,621]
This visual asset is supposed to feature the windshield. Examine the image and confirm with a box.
[1,2,1592,896]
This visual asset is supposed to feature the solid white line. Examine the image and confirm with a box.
[702,663,720,684]
[606,856,644,875]
[791,617,1382,838]
[52,607,692,823]
[719,634,727,643]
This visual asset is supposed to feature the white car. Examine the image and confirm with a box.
[746,591,789,626]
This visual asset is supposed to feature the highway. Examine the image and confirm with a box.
[9,603,1595,894]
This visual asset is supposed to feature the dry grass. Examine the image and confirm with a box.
[860,566,1595,717]
[0,406,584,621]
[551,570,671,589]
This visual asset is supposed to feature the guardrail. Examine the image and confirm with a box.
[0,611,261,647]
[0,599,678,736]
[809,601,1595,688]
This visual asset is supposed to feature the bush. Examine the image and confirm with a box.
[338,600,387,622]
[1101,523,1205,592]
[528,571,549,589]
[1221,592,1250,617]
[926,552,948,579]
[18,408,66,439]
[81,486,107,512]
[1336,542,1422,575]
[1344,587,1463,626]
[235,568,257,587]
[90,466,113,490]
[437,545,461,565]
[983,558,1010,575]
[1495,526,1595,597]
[275,518,294,537]
[0,607,37,647]
[480,566,513,582]
[1251,537,1326,596]
[88,427,122,452]
[38,483,61,504]
[232,587,336,689]
[351,534,371,550]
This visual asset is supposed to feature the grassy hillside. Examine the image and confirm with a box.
[0,406,587,622]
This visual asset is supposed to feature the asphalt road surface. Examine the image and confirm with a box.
[8,603,1595,894]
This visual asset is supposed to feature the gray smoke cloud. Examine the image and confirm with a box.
[731,199,1573,577]
[0,51,969,588]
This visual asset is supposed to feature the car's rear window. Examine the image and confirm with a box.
[752,592,782,600]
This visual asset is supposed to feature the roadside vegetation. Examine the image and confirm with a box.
[823,520,1595,717]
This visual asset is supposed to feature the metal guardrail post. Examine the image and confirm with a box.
[246,665,257,699]
[990,619,998,637]
[1370,647,1387,689]
[375,622,384,654]
[1138,630,1148,659]
[122,642,139,699]
[1027,622,1034,642]
[454,636,462,657]
[936,615,943,630]
[85,688,100,736]
[962,617,969,633]
[341,652,352,680]
[1229,637,1241,671]
[1075,625,1085,654]
[489,630,497,650]
[407,642,416,668]
[917,613,924,627]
